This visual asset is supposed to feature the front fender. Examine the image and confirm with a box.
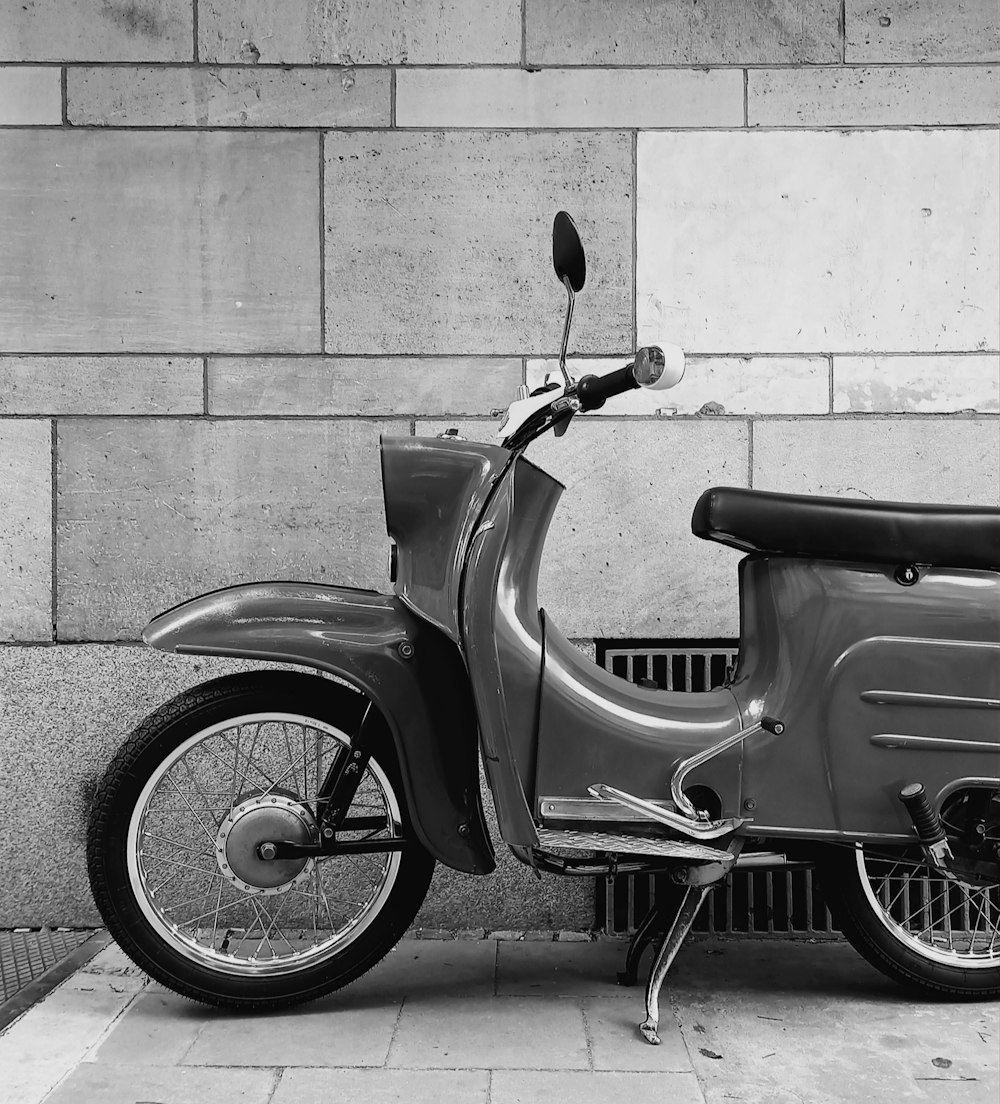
[143,582,495,875]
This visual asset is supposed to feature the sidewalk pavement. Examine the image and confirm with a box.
[1,935,996,1104]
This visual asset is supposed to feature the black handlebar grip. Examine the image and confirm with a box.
[576,365,638,411]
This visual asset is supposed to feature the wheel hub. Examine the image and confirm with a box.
[215,795,316,895]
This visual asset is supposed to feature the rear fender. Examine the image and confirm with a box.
[143,582,494,875]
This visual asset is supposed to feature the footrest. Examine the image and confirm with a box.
[535,829,731,862]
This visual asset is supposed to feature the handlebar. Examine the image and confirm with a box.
[575,363,638,411]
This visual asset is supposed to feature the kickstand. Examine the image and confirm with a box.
[639,883,712,1046]
[617,899,669,988]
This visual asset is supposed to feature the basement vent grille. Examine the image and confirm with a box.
[595,640,838,938]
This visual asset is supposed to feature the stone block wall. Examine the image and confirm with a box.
[0,0,997,926]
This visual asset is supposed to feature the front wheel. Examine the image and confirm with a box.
[87,671,435,1010]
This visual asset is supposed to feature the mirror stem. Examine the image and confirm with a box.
[557,275,575,389]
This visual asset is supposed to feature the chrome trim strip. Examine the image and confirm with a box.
[538,796,676,823]
[734,852,812,869]
[587,784,747,840]
[747,825,913,843]
[870,734,1000,754]
[861,690,1000,709]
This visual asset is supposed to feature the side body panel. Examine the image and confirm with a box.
[382,436,510,642]
[732,557,1000,841]
[143,583,494,874]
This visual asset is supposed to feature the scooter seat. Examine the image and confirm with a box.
[692,486,1000,571]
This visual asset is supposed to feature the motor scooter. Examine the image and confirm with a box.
[88,212,1000,1044]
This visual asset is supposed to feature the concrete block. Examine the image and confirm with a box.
[0,644,591,929]
[637,131,1000,355]
[526,0,841,64]
[528,357,830,415]
[198,0,520,64]
[396,68,744,128]
[208,356,521,416]
[846,0,1000,62]
[417,419,747,639]
[748,65,1000,126]
[67,65,391,127]
[0,419,51,641]
[833,355,1000,413]
[0,357,203,414]
[272,1070,488,1104]
[57,418,402,639]
[491,1071,704,1104]
[0,132,320,353]
[46,1067,277,1104]
[0,66,61,123]
[753,418,1000,505]
[325,131,632,355]
[585,998,693,1072]
[0,0,192,62]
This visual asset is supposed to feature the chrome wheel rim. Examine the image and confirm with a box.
[126,712,403,976]
[855,845,1000,969]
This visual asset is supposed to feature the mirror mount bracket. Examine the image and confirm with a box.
[557,275,575,390]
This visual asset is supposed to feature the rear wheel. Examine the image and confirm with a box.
[87,671,435,1010]
[820,788,1000,998]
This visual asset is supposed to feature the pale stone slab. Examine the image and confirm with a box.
[91,992,211,1065]
[526,0,841,64]
[326,131,632,355]
[585,997,693,1072]
[0,132,320,353]
[48,1065,277,1104]
[833,355,1000,413]
[497,940,628,996]
[417,419,747,639]
[0,356,202,414]
[749,65,1000,126]
[209,357,520,415]
[528,357,830,415]
[491,1071,705,1104]
[68,65,391,127]
[199,0,520,64]
[57,418,402,639]
[0,419,51,641]
[183,995,401,1065]
[272,1069,489,1104]
[0,66,61,123]
[753,419,1000,504]
[0,0,192,62]
[396,68,744,128]
[354,939,497,1001]
[846,0,1000,62]
[637,131,1000,355]
[387,995,589,1068]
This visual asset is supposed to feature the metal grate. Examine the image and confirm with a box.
[596,641,837,937]
[0,929,97,1002]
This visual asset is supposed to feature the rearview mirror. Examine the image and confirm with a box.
[552,211,586,292]
[635,345,685,390]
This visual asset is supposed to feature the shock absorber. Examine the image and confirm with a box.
[899,783,953,868]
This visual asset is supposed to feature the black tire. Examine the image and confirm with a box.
[820,842,1000,999]
[87,671,435,1011]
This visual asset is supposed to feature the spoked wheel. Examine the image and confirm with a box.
[87,672,434,1010]
[821,788,1000,998]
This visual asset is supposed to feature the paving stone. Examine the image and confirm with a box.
[0,66,61,123]
[0,0,192,62]
[352,939,497,1001]
[91,992,211,1065]
[0,131,320,353]
[526,0,841,64]
[753,418,1000,505]
[387,995,589,1068]
[0,356,202,415]
[396,68,743,128]
[491,1070,705,1104]
[325,131,631,355]
[208,357,520,416]
[497,940,627,997]
[638,131,999,355]
[182,992,402,1066]
[833,355,1000,413]
[57,417,401,639]
[46,1065,277,1103]
[198,0,520,64]
[585,997,694,1072]
[749,65,1000,127]
[527,357,830,416]
[0,419,51,641]
[271,1068,490,1104]
[68,65,390,126]
[846,0,1000,62]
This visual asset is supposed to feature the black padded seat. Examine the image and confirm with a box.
[692,487,1000,572]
